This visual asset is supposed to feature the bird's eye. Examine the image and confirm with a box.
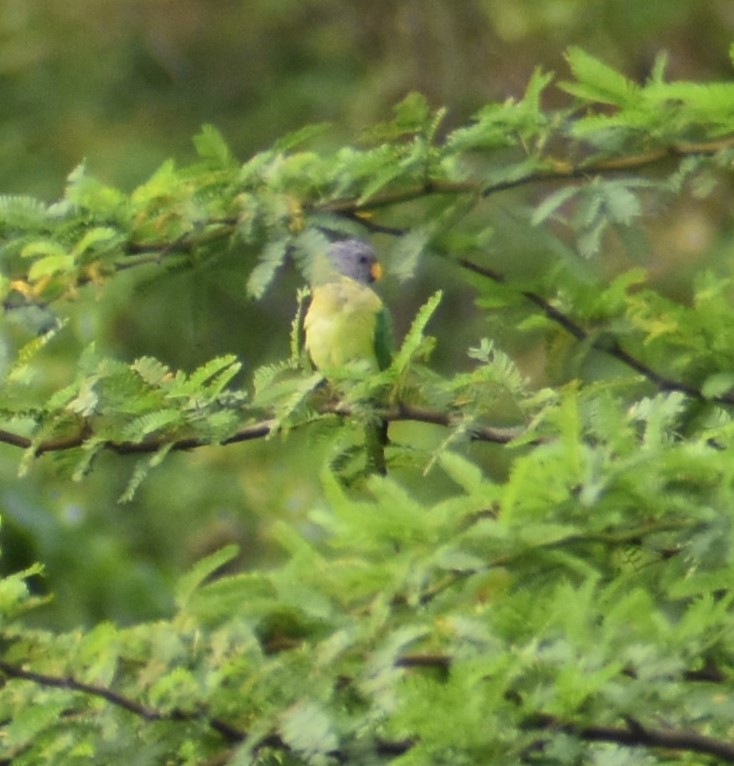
[359,254,369,264]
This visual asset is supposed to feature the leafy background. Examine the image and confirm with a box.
[0,0,733,630]
[3,3,734,763]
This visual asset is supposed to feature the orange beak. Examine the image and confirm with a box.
[370,262,383,281]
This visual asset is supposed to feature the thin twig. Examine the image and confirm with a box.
[457,257,721,403]
[529,713,734,762]
[2,656,732,761]
[0,659,245,743]
[0,405,522,458]
[316,134,734,215]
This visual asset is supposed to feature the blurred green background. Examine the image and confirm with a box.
[1,0,733,628]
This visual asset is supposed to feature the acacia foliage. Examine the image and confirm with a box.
[1,48,734,763]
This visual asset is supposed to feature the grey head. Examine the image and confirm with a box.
[327,239,381,285]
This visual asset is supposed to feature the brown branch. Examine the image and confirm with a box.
[0,405,522,458]
[322,179,478,214]
[96,135,734,293]
[326,401,523,443]
[0,429,35,450]
[13,135,730,318]
[2,653,730,762]
[417,517,695,606]
[122,221,236,260]
[7,139,732,458]
[395,653,452,670]
[529,713,734,763]
[378,715,734,763]
[0,420,277,457]
[683,661,727,684]
[456,257,724,403]
[477,138,734,198]
[0,660,159,720]
[316,134,734,216]
[0,654,403,759]
[0,659,244,743]
[0,653,403,761]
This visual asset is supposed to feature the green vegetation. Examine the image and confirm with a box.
[2,29,734,765]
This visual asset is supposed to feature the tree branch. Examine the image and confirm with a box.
[2,653,730,762]
[122,221,235,262]
[457,257,727,403]
[88,134,734,283]
[0,659,245,743]
[0,404,522,458]
[317,134,734,215]
[12,134,733,336]
[528,713,734,763]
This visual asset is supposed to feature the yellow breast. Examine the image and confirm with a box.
[304,277,382,371]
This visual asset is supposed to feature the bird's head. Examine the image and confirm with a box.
[326,239,382,285]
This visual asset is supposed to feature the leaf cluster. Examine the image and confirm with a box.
[1,49,734,764]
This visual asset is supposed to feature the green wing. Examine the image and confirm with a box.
[366,305,393,476]
[373,305,393,371]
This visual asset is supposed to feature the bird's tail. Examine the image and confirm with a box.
[365,417,388,476]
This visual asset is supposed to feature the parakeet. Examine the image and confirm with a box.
[304,239,392,474]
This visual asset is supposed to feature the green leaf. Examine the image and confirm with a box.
[391,290,442,373]
[292,228,332,285]
[0,195,47,229]
[247,238,290,298]
[119,443,176,502]
[361,91,434,142]
[188,354,240,389]
[439,451,487,494]
[0,564,45,620]
[70,226,119,258]
[184,571,276,622]
[5,703,70,748]
[446,68,551,153]
[27,253,75,280]
[702,372,734,399]
[273,122,330,152]
[131,159,179,204]
[279,702,338,761]
[393,92,431,129]
[193,123,235,167]
[121,410,180,441]
[65,378,99,417]
[21,239,67,260]
[561,47,639,105]
[64,161,127,212]
[132,356,171,386]
[389,228,430,282]
[524,66,555,111]
[175,545,241,609]
[532,186,580,226]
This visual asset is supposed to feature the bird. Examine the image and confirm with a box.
[304,239,392,474]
